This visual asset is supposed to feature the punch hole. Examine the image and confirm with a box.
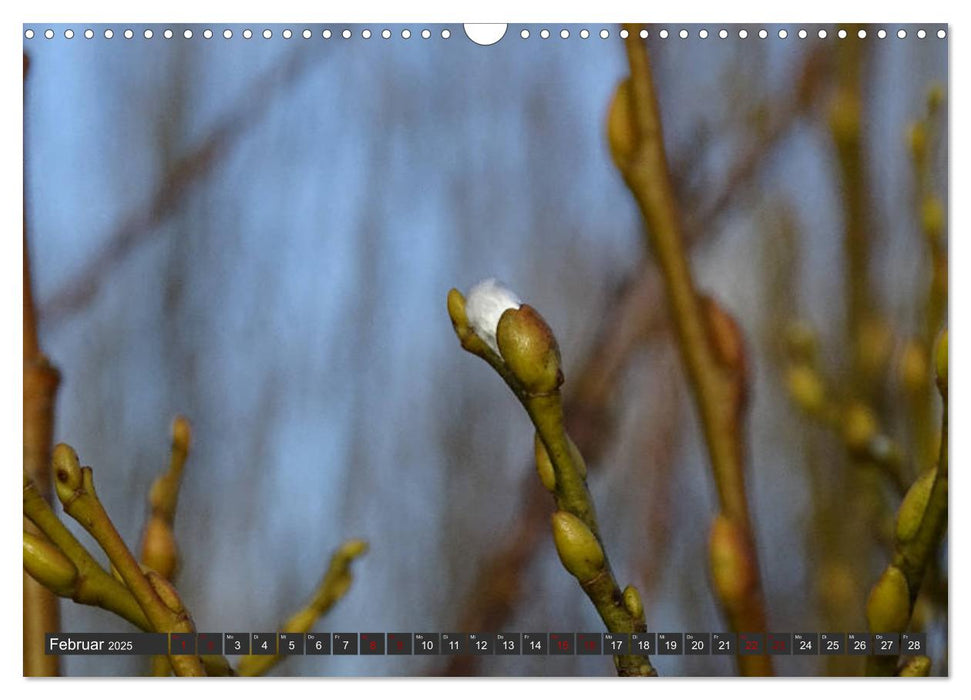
[441,29,451,39]
[464,24,507,46]
[163,29,173,39]
[43,28,53,39]
[937,29,946,38]
[65,29,75,39]
[124,29,133,39]
[104,29,114,38]
[85,29,94,39]
[203,29,213,39]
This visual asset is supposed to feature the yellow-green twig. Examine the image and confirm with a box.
[615,24,771,676]
[140,415,191,580]
[140,416,192,675]
[866,330,947,676]
[448,289,655,677]
[51,445,206,676]
[237,540,368,676]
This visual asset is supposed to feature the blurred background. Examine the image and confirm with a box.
[23,23,947,676]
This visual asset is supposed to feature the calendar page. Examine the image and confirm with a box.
[21,15,948,680]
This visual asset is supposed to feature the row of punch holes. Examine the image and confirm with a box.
[23,25,948,42]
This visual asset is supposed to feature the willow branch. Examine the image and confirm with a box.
[449,288,655,677]
[237,540,368,676]
[23,50,62,677]
[138,416,192,675]
[23,481,233,676]
[830,27,880,397]
[617,24,771,676]
[51,445,206,676]
[866,330,947,676]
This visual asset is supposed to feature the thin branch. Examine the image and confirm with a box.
[866,331,947,676]
[237,540,368,677]
[23,50,62,677]
[449,291,656,677]
[39,49,315,324]
[619,24,772,676]
[51,445,206,676]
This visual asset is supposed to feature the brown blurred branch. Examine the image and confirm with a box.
[40,49,314,324]
[441,44,826,677]
[23,51,62,677]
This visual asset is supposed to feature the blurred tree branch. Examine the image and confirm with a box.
[39,49,315,324]
[23,51,62,677]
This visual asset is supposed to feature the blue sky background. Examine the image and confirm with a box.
[23,23,947,676]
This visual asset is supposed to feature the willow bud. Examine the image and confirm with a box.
[899,655,932,677]
[497,305,563,394]
[934,328,947,397]
[52,443,83,502]
[842,402,878,455]
[866,565,910,633]
[533,433,557,492]
[709,515,755,607]
[607,78,636,169]
[551,511,604,582]
[896,467,936,543]
[898,340,929,394]
[786,364,825,415]
[622,585,644,620]
[141,517,178,580]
